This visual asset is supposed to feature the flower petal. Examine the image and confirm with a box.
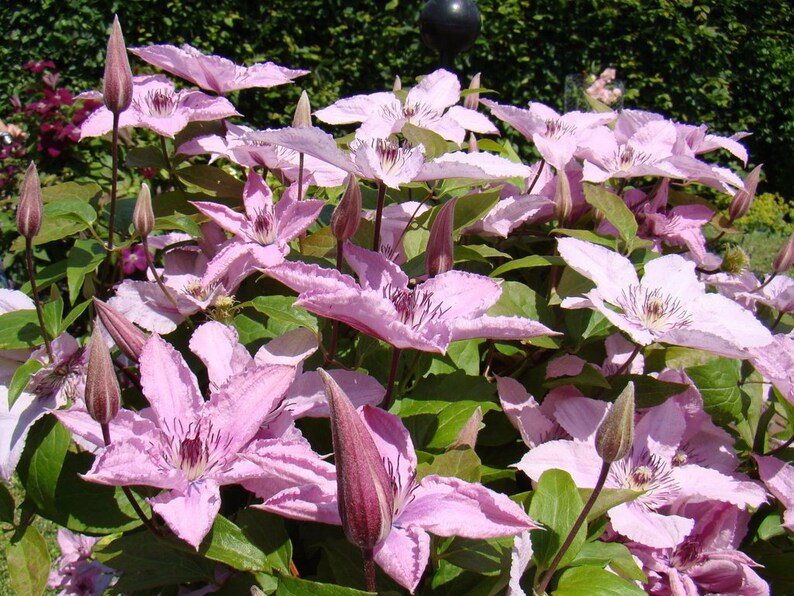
[149,479,221,549]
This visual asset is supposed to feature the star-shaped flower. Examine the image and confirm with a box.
[129,43,308,94]
[268,243,557,354]
[556,237,772,358]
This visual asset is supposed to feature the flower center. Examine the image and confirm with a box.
[137,90,179,117]
[251,208,277,245]
[613,145,653,171]
[162,420,231,482]
[672,449,688,467]
[31,349,85,401]
[182,280,218,302]
[671,539,702,570]
[385,455,418,519]
[372,139,420,177]
[544,118,576,140]
[616,284,693,334]
[386,285,448,330]
[609,450,679,511]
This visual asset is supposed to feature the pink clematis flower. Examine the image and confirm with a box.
[80,75,239,139]
[627,498,768,595]
[120,243,147,276]
[481,99,616,170]
[739,275,794,314]
[253,126,532,190]
[556,237,772,358]
[748,332,794,406]
[48,528,117,595]
[754,454,794,532]
[267,242,557,354]
[315,69,498,144]
[256,398,538,593]
[65,333,300,548]
[129,43,308,95]
[192,171,324,289]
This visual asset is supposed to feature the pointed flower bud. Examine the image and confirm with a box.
[773,233,794,274]
[85,323,121,425]
[463,72,481,110]
[595,382,635,463]
[728,164,762,221]
[17,161,43,239]
[330,174,362,242]
[93,298,148,362]
[467,132,479,153]
[319,369,394,551]
[292,90,312,128]
[554,170,573,226]
[426,198,456,278]
[103,15,134,115]
[133,183,154,237]
[392,75,402,92]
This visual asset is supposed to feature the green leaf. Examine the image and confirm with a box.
[570,542,646,583]
[177,164,245,198]
[95,531,214,591]
[623,375,689,408]
[7,525,50,596]
[437,536,513,575]
[446,338,483,376]
[41,181,102,204]
[236,509,293,574]
[16,415,70,513]
[276,575,372,595]
[0,309,42,348]
[392,372,500,451]
[126,146,168,169]
[251,295,318,332]
[303,225,337,258]
[583,184,637,248]
[7,359,45,409]
[544,364,611,390]
[452,188,502,232]
[60,299,92,333]
[194,514,271,572]
[66,238,105,304]
[685,357,743,425]
[491,255,564,277]
[576,488,642,521]
[529,469,586,572]
[18,260,67,295]
[155,213,202,236]
[418,446,482,482]
[0,483,14,524]
[151,190,220,217]
[554,565,645,595]
[553,229,617,251]
[402,122,449,159]
[487,280,553,325]
[41,296,63,340]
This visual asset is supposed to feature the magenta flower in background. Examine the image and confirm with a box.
[557,237,772,358]
[130,43,308,95]
[120,243,147,276]
[257,400,538,593]
[79,75,239,139]
[67,333,297,548]
[316,68,498,144]
[192,171,324,289]
[754,454,794,532]
[268,242,558,354]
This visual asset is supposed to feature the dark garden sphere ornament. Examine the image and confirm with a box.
[420,0,481,70]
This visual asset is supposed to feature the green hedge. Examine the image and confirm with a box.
[2,0,792,197]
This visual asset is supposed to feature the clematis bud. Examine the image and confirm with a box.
[319,369,394,551]
[728,164,761,222]
[595,382,635,463]
[773,233,794,274]
[426,198,456,278]
[93,298,147,362]
[292,90,312,128]
[467,132,479,153]
[133,183,154,237]
[102,15,133,115]
[463,72,481,110]
[330,174,362,242]
[17,161,43,239]
[392,75,402,92]
[554,170,573,226]
[85,323,121,425]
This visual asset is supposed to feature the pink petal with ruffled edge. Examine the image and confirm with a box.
[373,525,430,594]
[140,335,203,426]
[149,479,221,549]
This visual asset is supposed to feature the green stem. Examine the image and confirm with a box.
[535,461,610,595]
[107,112,120,252]
[26,238,53,362]
[382,346,402,409]
[142,236,179,308]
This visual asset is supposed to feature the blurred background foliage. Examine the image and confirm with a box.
[1,0,792,232]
